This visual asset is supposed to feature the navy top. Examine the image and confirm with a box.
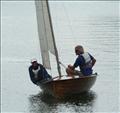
[73,53,94,76]
[29,64,51,84]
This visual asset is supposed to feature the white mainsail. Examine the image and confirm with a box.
[35,0,61,76]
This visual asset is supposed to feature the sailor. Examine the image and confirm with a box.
[28,59,52,85]
[66,45,96,78]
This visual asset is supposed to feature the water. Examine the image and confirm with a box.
[1,1,120,113]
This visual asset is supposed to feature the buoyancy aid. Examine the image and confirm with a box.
[81,52,92,68]
[32,66,40,78]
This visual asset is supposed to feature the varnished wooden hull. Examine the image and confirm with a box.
[39,74,97,98]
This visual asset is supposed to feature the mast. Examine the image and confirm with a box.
[46,0,61,77]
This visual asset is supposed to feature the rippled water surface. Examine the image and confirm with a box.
[1,1,120,113]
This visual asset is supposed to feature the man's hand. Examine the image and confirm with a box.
[68,64,74,70]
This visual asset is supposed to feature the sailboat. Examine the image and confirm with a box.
[35,0,97,98]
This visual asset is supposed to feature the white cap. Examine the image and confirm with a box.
[31,58,37,63]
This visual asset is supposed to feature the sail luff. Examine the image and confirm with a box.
[46,0,62,77]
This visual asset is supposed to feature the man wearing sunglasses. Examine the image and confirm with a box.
[66,45,96,78]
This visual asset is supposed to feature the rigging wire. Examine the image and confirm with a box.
[62,2,76,45]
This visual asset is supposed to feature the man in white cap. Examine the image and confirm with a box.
[66,45,96,78]
[29,59,52,85]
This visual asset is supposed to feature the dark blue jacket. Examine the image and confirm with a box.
[29,64,51,84]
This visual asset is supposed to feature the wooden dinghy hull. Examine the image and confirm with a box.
[39,74,97,98]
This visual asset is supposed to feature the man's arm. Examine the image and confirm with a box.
[67,56,82,70]
[88,53,96,67]
[92,58,96,67]
[28,67,37,84]
[40,65,52,78]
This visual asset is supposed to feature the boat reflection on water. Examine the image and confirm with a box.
[28,91,97,113]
